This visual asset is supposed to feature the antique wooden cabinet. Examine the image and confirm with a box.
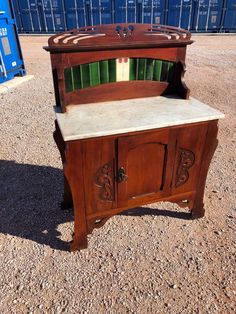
[44,24,224,251]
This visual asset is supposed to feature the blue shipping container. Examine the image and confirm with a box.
[13,0,42,33]
[221,0,236,30]
[11,0,236,33]
[0,0,25,83]
[90,0,113,25]
[141,0,166,24]
[193,0,224,31]
[115,0,137,23]
[64,1,87,29]
[11,0,23,33]
[167,0,194,30]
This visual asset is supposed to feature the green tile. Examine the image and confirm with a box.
[138,58,146,80]
[89,62,100,86]
[160,61,169,81]
[64,68,73,92]
[153,60,162,81]
[129,58,137,81]
[108,59,116,82]
[80,63,90,88]
[145,59,155,80]
[72,66,81,90]
[100,60,109,84]
[167,62,175,83]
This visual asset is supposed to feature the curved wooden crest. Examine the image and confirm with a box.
[45,23,192,52]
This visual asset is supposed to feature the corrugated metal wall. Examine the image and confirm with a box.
[12,0,236,33]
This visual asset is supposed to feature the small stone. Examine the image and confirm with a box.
[17,285,24,292]
[13,299,17,304]
[171,284,178,289]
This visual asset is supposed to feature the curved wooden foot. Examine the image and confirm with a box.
[70,236,88,252]
[191,205,205,219]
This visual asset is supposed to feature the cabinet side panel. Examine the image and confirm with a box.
[171,123,208,194]
[83,138,116,215]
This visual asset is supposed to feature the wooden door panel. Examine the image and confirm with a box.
[118,130,174,207]
[127,142,166,198]
[83,138,116,215]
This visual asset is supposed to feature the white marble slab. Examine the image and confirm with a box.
[55,96,225,141]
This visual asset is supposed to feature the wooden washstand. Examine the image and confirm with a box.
[44,24,224,251]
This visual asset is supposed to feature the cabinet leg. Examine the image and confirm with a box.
[70,233,88,251]
[69,198,88,251]
[63,141,88,252]
[69,191,88,251]
[191,199,205,219]
[191,121,218,220]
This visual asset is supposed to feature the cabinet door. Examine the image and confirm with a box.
[117,130,175,207]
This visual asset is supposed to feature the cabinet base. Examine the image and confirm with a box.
[67,192,205,251]
[53,120,219,252]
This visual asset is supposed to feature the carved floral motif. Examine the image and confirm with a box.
[95,161,114,201]
[175,148,195,187]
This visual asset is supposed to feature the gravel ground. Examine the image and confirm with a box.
[0,35,235,314]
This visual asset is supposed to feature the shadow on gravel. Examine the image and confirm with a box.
[0,160,191,251]
[0,160,73,251]
[121,207,191,220]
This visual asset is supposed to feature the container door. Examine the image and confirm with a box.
[193,0,223,31]
[167,0,194,30]
[90,0,113,25]
[64,0,86,29]
[38,0,65,32]
[117,130,175,208]
[141,0,166,24]
[17,0,42,33]
[0,0,25,83]
[222,0,236,31]
[11,0,24,33]
[115,0,137,23]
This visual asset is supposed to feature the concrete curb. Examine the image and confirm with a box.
[0,75,34,94]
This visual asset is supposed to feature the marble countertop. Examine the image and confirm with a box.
[55,96,225,141]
